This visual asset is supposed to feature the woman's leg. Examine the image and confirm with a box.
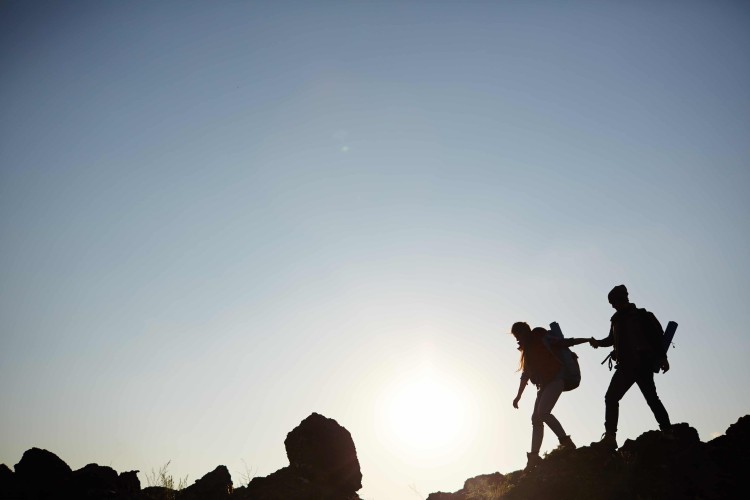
[531,379,566,452]
[534,379,567,450]
[530,387,545,454]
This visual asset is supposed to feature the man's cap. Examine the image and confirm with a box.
[608,284,628,302]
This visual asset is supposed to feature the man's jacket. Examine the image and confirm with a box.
[598,303,666,372]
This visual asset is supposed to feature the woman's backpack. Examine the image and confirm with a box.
[545,322,581,391]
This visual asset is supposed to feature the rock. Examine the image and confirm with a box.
[178,465,232,500]
[0,463,20,499]
[242,466,315,500]
[617,423,709,499]
[118,470,141,494]
[71,463,119,496]
[463,472,505,496]
[725,414,750,442]
[14,447,73,499]
[285,412,362,498]
[141,485,176,500]
[241,412,362,500]
[426,472,506,500]
[426,494,460,500]
[706,415,750,498]
[428,420,750,500]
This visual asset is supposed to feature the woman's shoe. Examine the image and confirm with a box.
[557,435,576,451]
[525,452,542,470]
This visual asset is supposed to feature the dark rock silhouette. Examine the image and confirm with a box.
[70,463,119,497]
[0,412,361,500]
[705,414,750,498]
[117,470,141,495]
[13,447,73,499]
[141,485,174,500]
[141,466,232,500]
[0,464,20,499]
[2,414,747,499]
[239,412,363,499]
[235,466,313,500]
[427,416,750,500]
[180,465,232,500]
[285,412,363,495]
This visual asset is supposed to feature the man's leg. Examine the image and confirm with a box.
[604,366,636,434]
[634,364,671,430]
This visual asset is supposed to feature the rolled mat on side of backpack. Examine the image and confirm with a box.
[663,321,678,351]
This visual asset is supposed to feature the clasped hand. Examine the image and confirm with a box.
[660,359,670,373]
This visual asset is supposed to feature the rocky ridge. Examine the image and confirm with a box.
[427,415,750,499]
[1,413,748,499]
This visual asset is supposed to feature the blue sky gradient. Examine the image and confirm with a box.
[2,2,749,498]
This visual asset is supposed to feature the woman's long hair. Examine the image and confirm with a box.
[511,322,531,372]
[516,334,528,372]
[517,327,548,373]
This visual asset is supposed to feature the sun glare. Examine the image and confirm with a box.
[379,365,472,465]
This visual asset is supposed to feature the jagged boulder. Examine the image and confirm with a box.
[117,470,141,494]
[241,412,362,500]
[241,466,315,500]
[706,414,750,498]
[285,412,362,496]
[14,447,73,499]
[616,423,712,498]
[179,465,232,500]
[141,486,175,500]
[5,449,143,500]
[0,463,20,499]
[70,463,119,497]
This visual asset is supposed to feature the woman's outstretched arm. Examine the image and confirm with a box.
[513,373,529,409]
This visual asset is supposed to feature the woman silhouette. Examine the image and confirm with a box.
[510,322,591,469]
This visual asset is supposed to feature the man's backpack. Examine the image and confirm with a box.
[545,322,581,391]
[641,312,678,372]
[601,315,678,371]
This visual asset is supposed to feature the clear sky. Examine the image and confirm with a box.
[1,1,749,499]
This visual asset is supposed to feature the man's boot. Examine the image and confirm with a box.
[593,432,617,450]
[557,435,576,451]
[661,425,676,441]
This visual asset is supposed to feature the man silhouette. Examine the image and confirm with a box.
[590,284,673,449]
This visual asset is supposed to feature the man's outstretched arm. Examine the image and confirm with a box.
[590,327,614,348]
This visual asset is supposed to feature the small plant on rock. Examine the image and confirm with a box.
[145,460,188,500]
[237,459,255,488]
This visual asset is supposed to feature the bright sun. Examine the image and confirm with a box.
[379,367,471,464]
